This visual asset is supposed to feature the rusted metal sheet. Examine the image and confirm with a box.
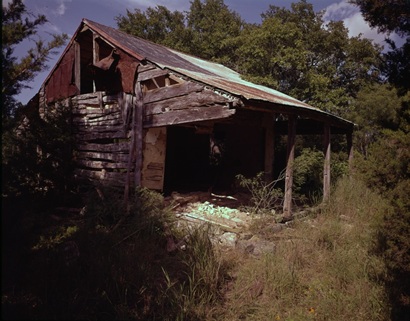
[45,44,79,102]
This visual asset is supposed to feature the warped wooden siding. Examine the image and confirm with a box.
[71,91,132,187]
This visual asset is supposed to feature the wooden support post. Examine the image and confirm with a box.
[134,81,144,187]
[92,33,99,93]
[323,123,331,203]
[74,41,81,92]
[263,113,275,182]
[347,131,353,175]
[283,115,296,220]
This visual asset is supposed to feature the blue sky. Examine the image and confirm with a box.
[2,0,402,104]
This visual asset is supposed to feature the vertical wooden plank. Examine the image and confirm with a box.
[263,113,275,182]
[323,123,331,203]
[74,41,81,92]
[283,115,296,220]
[92,33,99,93]
[134,81,144,187]
[165,76,171,87]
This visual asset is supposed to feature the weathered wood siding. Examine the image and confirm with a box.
[71,91,131,187]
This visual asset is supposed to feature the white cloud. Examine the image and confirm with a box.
[54,0,72,16]
[323,0,392,49]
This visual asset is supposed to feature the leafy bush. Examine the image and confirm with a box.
[236,172,284,215]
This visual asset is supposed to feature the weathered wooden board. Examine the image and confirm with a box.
[76,159,129,169]
[76,151,129,162]
[138,68,169,82]
[144,105,235,127]
[143,82,203,104]
[75,121,124,131]
[76,142,129,152]
[77,130,128,141]
[145,90,230,115]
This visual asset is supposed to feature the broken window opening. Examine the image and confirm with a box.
[142,75,179,91]
[77,29,121,94]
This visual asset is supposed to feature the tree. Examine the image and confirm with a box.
[1,0,68,120]
[235,0,382,115]
[184,0,244,67]
[116,0,245,69]
[2,0,69,197]
[350,0,410,94]
[115,5,189,52]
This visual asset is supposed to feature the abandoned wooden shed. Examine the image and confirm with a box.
[37,18,354,218]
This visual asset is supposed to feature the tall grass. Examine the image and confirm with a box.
[218,177,390,320]
[2,177,391,320]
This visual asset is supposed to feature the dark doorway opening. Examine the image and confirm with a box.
[164,126,212,194]
[163,123,265,195]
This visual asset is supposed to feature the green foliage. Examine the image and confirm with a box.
[116,0,244,67]
[293,148,324,196]
[2,0,70,199]
[32,226,78,250]
[349,84,404,155]
[236,1,382,115]
[354,127,410,319]
[236,172,284,215]
[115,5,189,52]
[185,0,244,66]
[2,101,75,198]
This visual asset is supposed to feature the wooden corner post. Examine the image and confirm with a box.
[283,115,296,220]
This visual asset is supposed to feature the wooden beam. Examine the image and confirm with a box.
[74,41,81,91]
[143,82,203,104]
[138,68,169,82]
[323,123,331,203]
[92,32,99,92]
[145,90,230,115]
[243,101,354,132]
[135,81,144,187]
[283,115,296,220]
[263,113,275,182]
[143,105,235,128]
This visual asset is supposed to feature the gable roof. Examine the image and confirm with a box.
[44,18,354,128]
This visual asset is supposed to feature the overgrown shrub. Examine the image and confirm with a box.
[236,172,284,215]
